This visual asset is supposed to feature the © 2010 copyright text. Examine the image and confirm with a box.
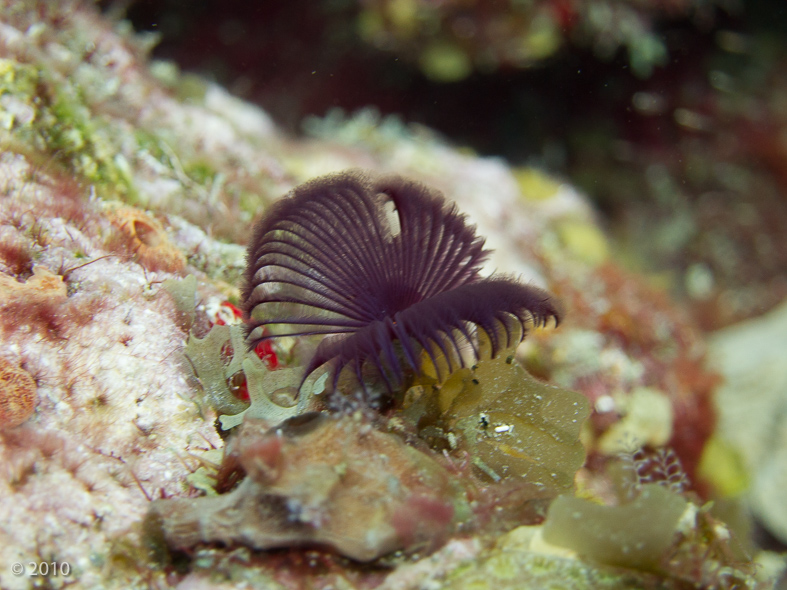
[11,562,71,577]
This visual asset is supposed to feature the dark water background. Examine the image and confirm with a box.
[105,0,787,331]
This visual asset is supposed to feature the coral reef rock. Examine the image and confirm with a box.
[148,413,469,561]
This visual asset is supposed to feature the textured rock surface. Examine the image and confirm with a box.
[149,414,467,561]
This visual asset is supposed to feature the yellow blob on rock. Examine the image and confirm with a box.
[0,357,38,429]
[107,205,185,272]
[555,219,609,267]
[0,266,67,301]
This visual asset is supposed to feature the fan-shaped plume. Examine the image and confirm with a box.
[242,170,562,392]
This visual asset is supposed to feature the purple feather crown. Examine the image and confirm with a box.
[242,170,562,392]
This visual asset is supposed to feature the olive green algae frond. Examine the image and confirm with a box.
[541,484,762,588]
[543,484,688,571]
[431,354,589,492]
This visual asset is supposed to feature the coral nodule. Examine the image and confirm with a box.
[0,357,37,429]
[242,170,562,394]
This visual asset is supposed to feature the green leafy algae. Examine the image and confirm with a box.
[542,484,688,571]
[185,324,316,428]
[218,356,309,429]
[415,353,589,492]
[184,324,249,416]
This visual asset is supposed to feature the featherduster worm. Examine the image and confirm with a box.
[242,170,562,393]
